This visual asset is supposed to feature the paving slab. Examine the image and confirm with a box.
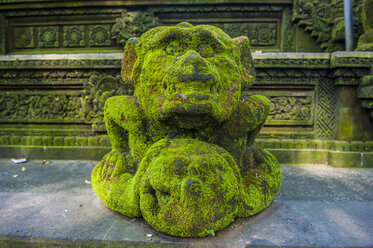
[0,159,372,248]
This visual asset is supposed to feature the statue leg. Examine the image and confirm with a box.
[238,95,282,217]
[91,96,141,217]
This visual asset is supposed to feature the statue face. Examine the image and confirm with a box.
[130,23,246,128]
[139,138,239,237]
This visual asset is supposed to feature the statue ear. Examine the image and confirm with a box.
[233,36,256,90]
[121,37,139,85]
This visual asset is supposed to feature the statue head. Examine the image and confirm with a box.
[138,138,240,237]
[122,22,255,128]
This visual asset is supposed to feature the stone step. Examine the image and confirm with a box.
[0,160,372,248]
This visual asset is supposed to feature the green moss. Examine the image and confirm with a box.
[91,22,281,238]
[356,0,373,51]
[238,147,282,217]
[139,138,239,237]
[128,22,244,126]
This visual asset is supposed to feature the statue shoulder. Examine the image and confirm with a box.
[104,95,145,125]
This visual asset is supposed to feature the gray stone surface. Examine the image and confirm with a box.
[0,160,373,248]
[0,53,122,61]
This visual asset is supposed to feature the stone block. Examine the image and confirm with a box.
[362,153,373,168]
[294,139,308,149]
[365,141,373,152]
[76,137,87,146]
[53,137,64,146]
[329,151,361,167]
[350,141,364,152]
[10,136,21,145]
[281,139,295,149]
[308,140,323,150]
[99,136,111,147]
[43,136,53,146]
[88,137,99,147]
[262,139,280,148]
[64,137,76,146]
[0,136,10,145]
[31,136,43,146]
[268,149,329,165]
[269,139,281,149]
[334,141,350,151]
[20,136,32,146]
[323,140,334,150]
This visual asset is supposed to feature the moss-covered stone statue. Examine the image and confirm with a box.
[91,22,282,237]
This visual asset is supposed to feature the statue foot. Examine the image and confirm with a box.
[91,151,141,217]
[238,147,282,217]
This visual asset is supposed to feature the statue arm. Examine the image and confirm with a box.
[236,94,282,217]
[238,94,271,146]
[104,95,143,152]
[91,95,144,217]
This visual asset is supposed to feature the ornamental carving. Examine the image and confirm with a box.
[0,93,81,121]
[315,79,337,138]
[269,96,312,121]
[14,27,34,48]
[223,23,249,38]
[79,75,132,128]
[89,25,112,47]
[251,23,277,46]
[111,10,159,47]
[38,26,59,48]
[63,25,85,47]
[292,0,363,52]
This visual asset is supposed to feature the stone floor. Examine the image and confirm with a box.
[0,159,372,248]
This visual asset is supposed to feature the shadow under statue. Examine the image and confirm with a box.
[91,22,282,237]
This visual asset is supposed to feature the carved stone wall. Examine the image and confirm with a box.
[292,0,363,52]
[1,52,372,164]
[1,0,363,53]
[0,1,372,166]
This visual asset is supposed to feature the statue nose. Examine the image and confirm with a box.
[182,52,203,65]
[180,52,212,82]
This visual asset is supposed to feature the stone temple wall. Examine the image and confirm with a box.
[0,0,372,167]
[0,0,365,54]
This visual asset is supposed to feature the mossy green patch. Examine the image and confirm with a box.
[91,22,282,237]
[139,138,239,237]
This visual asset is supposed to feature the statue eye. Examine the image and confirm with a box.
[197,44,214,58]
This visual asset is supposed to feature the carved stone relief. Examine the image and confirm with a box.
[292,0,363,52]
[111,10,159,46]
[38,26,59,48]
[251,23,277,46]
[89,25,112,47]
[268,96,312,121]
[14,27,34,48]
[0,93,81,121]
[63,26,85,47]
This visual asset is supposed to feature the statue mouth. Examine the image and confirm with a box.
[161,102,216,129]
[173,93,210,100]
[169,102,213,115]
